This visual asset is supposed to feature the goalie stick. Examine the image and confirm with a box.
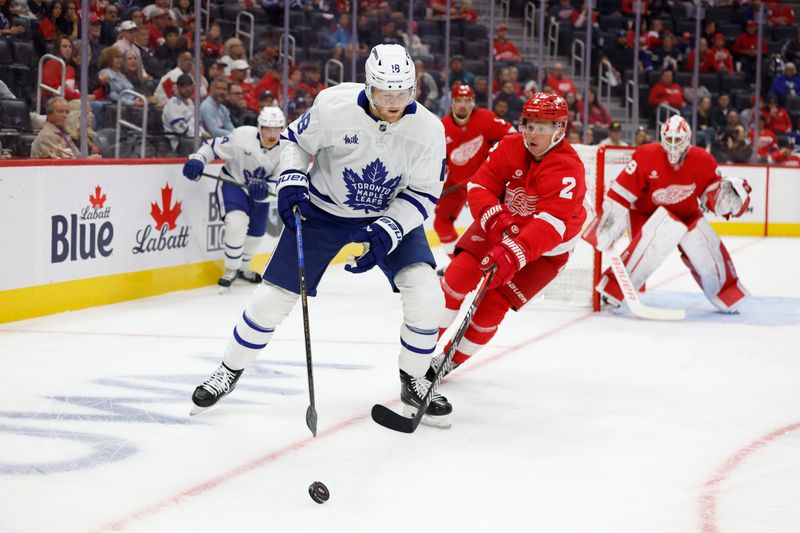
[371,267,496,433]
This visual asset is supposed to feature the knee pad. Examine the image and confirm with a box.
[679,217,748,312]
[245,281,299,329]
[223,210,249,270]
[624,206,688,289]
[394,263,444,329]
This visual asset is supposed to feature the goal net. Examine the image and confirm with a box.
[536,144,635,310]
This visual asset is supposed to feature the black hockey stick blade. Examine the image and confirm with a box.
[306,405,318,437]
[371,404,416,433]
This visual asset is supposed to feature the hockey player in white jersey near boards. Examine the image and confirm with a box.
[190,44,452,426]
[183,107,285,287]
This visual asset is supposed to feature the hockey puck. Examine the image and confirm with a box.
[308,481,330,504]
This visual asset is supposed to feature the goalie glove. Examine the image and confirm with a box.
[711,177,751,220]
[583,198,629,251]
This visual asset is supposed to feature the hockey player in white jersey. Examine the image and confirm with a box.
[182,107,285,287]
[191,44,452,426]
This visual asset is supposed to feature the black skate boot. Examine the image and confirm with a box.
[190,363,243,415]
[425,352,459,382]
[218,269,238,288]
[238,270,262,283]
[400,370,452,429]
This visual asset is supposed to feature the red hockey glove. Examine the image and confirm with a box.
[480,236,528,289]
[479,204,520,245]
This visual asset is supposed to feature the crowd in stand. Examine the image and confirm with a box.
[0,0,798,166]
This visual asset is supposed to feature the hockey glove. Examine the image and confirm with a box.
[584,198,629,251]
[480,236,528,289]
[480,204,520,245]
[713,177,751,220]
[182,158,204,181]
[248,178,270,202]
[277,170,313,231]
[345,217,403,274]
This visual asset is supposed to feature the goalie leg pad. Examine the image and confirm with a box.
[448,290,511,365]
[439,252,484,337]
[678,217,749,312]
[395,263,444,377]
[597,206,688,304]
[223,282,298,370]
[223,210,249,271]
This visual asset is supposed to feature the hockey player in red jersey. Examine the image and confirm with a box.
[586,115,751,312]
[430,93,586,376]
[434,84,515,259]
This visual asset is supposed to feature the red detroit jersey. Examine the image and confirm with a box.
[442,108,514,185]
[608,143,721,222]
[468,134,587,261]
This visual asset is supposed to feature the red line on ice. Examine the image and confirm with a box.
[93,312,593,532]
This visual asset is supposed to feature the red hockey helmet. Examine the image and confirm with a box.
[451,84,475,100]
[521,92,569,155]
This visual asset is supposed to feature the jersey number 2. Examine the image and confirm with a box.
[560,177,576,199]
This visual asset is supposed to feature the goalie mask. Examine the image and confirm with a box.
[520,93,569,156]
[660,115,692,165]
[364,44,416,109]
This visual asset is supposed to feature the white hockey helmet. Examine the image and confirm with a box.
[257,106,285,129]
[660,115,692,165]
[364,44,416,108]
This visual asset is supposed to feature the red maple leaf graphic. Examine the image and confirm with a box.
[89,185,106,209]
[150,184,182,231]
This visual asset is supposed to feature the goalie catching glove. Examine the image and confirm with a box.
[345,217,404,274]
[708,177,751,220]
[583,198,630,251]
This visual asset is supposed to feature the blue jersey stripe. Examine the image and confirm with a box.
[406,186,439,205]
[396,192,428,219]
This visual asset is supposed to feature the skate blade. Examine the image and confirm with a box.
[218,285,232,294]
[402,404,452,430]
[189,404,209,416]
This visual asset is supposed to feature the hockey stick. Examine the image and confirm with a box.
[606,243,685,321]
[371,267,496,433]
[295,209,318,436]
[201,172,275,197]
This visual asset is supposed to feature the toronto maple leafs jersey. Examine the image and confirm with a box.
[190,125,282,196]
[280,83,446,235]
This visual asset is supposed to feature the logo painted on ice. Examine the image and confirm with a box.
[343,158,402,214]
[651,183,696,205]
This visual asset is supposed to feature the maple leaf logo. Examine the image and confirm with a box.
[89,185,106,209]
[343,158,402,214]
[150,183,182,231]
[243,166,267,184]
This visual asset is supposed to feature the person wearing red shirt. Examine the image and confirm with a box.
[147,7,170,52]
[545,62,578,99]
[459,0,478,24]
[767,2,796,25]
[41,36,81,108]
[706,33,734,74]
[621,0,649,16]
[769,140,800,166]
[648,69,684,111]
[435,84,515,260]
[431,93,586,375]
[586,115,751,313]
[684,37,711,72]
[733,20,767,75]
[493,23,522,63]
[762,96,794,133]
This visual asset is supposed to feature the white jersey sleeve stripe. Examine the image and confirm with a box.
[611,181,638,204]
[534,211,566,237]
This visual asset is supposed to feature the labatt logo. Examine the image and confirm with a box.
[51,185,113,263]
[132,184,190,254]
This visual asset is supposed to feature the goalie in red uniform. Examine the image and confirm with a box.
[587,115,751,312]
[434,84,515,259]
[429,93,586,376]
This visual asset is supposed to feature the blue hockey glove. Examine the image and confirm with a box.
[277,170,313,231]
[248,178,270,201]
[182,158,204,181]
[345,217,403,274]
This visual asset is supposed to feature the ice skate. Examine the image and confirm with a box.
[238,270,262,283]
[190,363,243,415]
[217,269,238,292]
[400,370,452,429]
[425,352,459,382]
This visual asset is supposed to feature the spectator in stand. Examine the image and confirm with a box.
[97,45,140,106]
[249,41,280,79]
[494,81,523,123]
[683,74,711,103]
[226,81,257,127]
[634,125,650,145]
[711,92,734,133]
[644,19,665,50]
[99,3,118,46]
[414,59,439,112]
[459,0,478,24]
[65,100,102,158]
[581,88,612,127]
[200,77,234,137]
[685,38,711,73]
[130,10,145,27]
[201,23,224,60]
[258,90,276,109]
[154,26,182,73]
[147,8,171,53]
[87,14,105,66]
[712,124,752,163]
[783,26,800,64]
[113,21,143,74]
[171,0,192,27]
[473,76,489,107]
[769,62,800,106]
[36,1,63,45]
[652,34,682,72]
[733,20,767,76]
[767,2,796,26]
[379,20,403,47]
[739,97,759,131]
[545,62,578,99]
[564,90,580,123]
[134,24,161,79]
[143,0,174,23]
[59,0,79,41]
[492,97,509,122]
[762,95,794,134]
[603,30,634,86]
[0,0,25,37]
[696,95,714,147]
[600,121,629,146]
[299,64,326,98]
[549,0,576,53]
[220,38,248,76]
[621,0,650,17]
[123,51,161,107]
[155,51,208,105]
[648,69,685,119]
[749,126,778,162]
[27,0,46,20]
[324,13,353,61]
[31,97,77,159]
[702,20,718,46]
[449,55,475,88]
[676,31,693,58]
[769,139,800,166]
[493,23,522,63]
[41,36,81,108]
[707,33,734,74]
[228,59,259,111]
